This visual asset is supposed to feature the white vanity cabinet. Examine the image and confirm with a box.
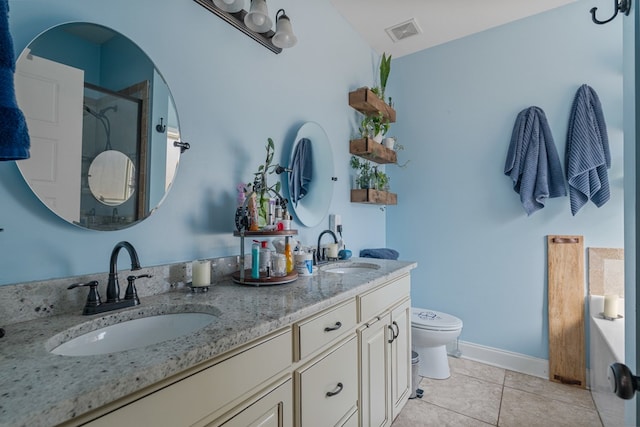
[83,329,293,427]
[67,272,412,427]
[357,274,412,427]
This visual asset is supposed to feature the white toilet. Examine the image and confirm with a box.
[411,307,463,379]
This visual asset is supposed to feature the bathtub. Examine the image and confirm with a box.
[589,295,624,427]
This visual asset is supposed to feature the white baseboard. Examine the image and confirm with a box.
[449,340,549,379]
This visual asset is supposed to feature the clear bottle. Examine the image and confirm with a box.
[251,241,260,279]
[284,236,294,274]
[259,240,271,276]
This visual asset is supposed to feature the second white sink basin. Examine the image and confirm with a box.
[322,262,381,274]
[51,312,216,356]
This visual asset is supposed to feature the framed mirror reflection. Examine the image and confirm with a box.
[15,22,183,230]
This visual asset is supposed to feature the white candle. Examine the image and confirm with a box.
[192,260,211,287]
[327,243,339,259]
[604,294,618,319]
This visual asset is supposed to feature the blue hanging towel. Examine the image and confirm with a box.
[288,137,312,207]
[0,0,30,161]
[566,84,611,216]
[504,106,566,215]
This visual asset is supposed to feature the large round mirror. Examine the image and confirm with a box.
[15,22,183,230]
[287,122,334,227]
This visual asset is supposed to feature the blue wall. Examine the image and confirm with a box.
[388,0,624,359]
[1,0,386,285]
[3,0,627,362]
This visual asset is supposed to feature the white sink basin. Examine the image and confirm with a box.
[322,262,381,274]
[51,313,216,356]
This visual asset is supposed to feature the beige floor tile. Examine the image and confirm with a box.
[498,387,603,427]
[504,370,596,409]
[449,357,506,385]
[392,398,493,427]
[418,372,502,425]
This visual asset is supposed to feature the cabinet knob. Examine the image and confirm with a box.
[326,382,344,397]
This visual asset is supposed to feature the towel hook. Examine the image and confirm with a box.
[590,0,631,24]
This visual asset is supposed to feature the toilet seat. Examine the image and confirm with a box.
[411,308,463,332]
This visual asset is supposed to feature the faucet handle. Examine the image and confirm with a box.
[68,280,101,308]
[123,274,150,305]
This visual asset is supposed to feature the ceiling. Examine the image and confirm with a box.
[330,0,577,58]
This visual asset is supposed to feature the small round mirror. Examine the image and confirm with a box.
[287,122,334,227]
[88,150,135,206]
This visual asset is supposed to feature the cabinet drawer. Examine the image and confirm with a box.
[296,336,358,427]
[87,329,292,427]
[294,299,357,361]
[358,274,410,322]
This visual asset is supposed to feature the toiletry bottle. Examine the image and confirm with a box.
[259,240,271,276]
[251,241,260,279]
[284,236,294,274]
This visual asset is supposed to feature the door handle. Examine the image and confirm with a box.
[610,363,640,399]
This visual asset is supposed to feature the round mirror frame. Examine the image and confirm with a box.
[14,22,183,231]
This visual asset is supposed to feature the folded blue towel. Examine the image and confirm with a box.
[288,137,312,207]
[360,248,399,260]
[0,0,30,161]
[504,106,566,215]
[566,84,610,215]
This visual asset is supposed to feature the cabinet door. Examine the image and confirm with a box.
[216,378,292,427]
[390,299,411,419]
[359,314,392,427]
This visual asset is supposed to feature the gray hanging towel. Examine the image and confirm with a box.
[504,106,566,215]
[0,0,30,161]
[288,137,312,207]
[566,84,611,216]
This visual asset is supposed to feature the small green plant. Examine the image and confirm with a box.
[373,166,390,191]
[379,52,392,100]
[250,138,285,227]
[359,112,390,140]
[350,156,373,189]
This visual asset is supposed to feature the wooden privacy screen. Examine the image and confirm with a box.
[547,235,585,388]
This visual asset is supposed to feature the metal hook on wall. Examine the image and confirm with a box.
[173,141,190,153]
[590,0,632,24]
[156,117,167,133]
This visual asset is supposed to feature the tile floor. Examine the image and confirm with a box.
[393,357,603,427]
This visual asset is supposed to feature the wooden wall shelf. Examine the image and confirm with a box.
[351,189,397,205]
[350,139,397,164]
[348,87,396,123]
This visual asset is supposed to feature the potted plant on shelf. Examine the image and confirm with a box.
[359,112,390,143]
[350,156,374,189]
[371,52,392,104]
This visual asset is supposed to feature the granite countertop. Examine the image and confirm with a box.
[0,259,416,427]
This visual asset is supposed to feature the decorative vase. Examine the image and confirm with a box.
[373,133,383,143]
[383,137,395,150]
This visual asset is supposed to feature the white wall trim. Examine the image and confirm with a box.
[450,340,549,379]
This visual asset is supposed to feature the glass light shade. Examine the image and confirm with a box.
[244,0,272,33]
[213,0,244,13]
[272,14,297,48]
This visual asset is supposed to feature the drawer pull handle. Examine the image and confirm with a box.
[326,382,344,397]
[324,321,342,332]
[388,322,399,343]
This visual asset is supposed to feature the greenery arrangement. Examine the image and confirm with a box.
[350,156,389,191]
[371,52,392,104]
[359,112,390,140]
[248,138,287,228]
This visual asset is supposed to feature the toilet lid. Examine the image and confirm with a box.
[411,308,463,331]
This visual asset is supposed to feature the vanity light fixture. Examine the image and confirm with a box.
[213,0,244,13]
[272,9,297,49]
[244,0,272,33]
[193,0,297,54]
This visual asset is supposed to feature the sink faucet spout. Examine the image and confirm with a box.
[107,241,141,303]
[317,230,339,264]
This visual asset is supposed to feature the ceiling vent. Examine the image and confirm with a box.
[385,18,422,43]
